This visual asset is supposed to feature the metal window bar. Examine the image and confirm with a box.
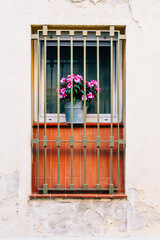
[31,26,126,194]
[117,31,120,190]
[109,26,114,194]
[43,26,48,194]
[56,31,61,189]
[96,31,101,190]
[83,31,87,190]
[37,32,40,190]
[70,31,74,190]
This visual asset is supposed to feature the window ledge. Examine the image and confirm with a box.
[33,122,124,128]
[29,193,127,199]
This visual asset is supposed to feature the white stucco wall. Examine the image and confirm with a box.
[0,0,160,238]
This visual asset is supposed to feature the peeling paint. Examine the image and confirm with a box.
[128,189,160,231]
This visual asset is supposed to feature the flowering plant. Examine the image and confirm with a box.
[57,74,101,103]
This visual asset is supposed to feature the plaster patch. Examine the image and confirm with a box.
[5,171,19,199]
[128,189,160,231]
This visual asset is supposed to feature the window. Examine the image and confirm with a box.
[33,29,122,123]
[31,26,126,197]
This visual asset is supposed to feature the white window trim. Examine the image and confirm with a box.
[33,38,122,123]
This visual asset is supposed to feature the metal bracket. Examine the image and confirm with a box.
[83,136,87,147]
[56,30,61,36]
[109,26,115,37]
[96,31,101,37]
[43,25,48,36]
[70,184,74,190]
[31,139,38,144]
[69,30,74,36]
[96,184,101,190]
[119,34,126,40]
[109,136,114,148]
[56,136,61,147]
[70,136,74,147]
[118,139,126,145]
[31,34,38,40]
[43,136,48,147]
[109,184,114,194]
[96,136,101,147]
[83,184,88,190]
[83,31,87,36]
[43,184,48,194]
[56,184,61,189]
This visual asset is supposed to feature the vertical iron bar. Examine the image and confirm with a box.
[70,31,74,190]
[44,36,47,181]
[117,32,120,189]
[43,26,48,194]
[83,31,87,190]
[109,26,114,194]
[37,33,40,190]
[96,31,101,190]
[110,37,113,137]
[56,32,61,189]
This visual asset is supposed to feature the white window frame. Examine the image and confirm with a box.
[33,36,122,123]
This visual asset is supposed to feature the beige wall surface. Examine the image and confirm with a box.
[0,0,160,238]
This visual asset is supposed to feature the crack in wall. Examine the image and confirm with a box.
[128,0,141,28]
[71,0,142,28]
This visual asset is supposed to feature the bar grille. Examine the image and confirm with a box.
[31,26,126,195]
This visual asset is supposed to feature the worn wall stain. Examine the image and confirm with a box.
[5,171,20,200]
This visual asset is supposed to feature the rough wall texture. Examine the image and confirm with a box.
[0,0,160,238]
[1,186,160,238]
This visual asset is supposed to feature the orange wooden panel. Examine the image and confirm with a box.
[32,125,125,193]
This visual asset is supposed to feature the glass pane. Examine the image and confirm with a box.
[86,45,110,114]
[46,41,110,114]
[46,46,57,113]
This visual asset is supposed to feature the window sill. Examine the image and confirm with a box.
[33,122,124,128]
[29,193,127,199]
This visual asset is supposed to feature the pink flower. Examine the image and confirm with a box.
[67,74,75,78]
[95,87,101,92]
[59,93,67,99]
[74,77,81,83]
[61,88,66,94]
[82,95,87,101]
[60,78,66,83]
[91,80,97,86]
[88,82,94,87]
[77,75,83,80]
[62,93,67,98]
[87,92,95,99]
[66,78,71,82]
[88,80,97,88]
[56,88,58,93]
[67,82,72,88]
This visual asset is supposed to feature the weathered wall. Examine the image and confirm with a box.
[0,0,160,238]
